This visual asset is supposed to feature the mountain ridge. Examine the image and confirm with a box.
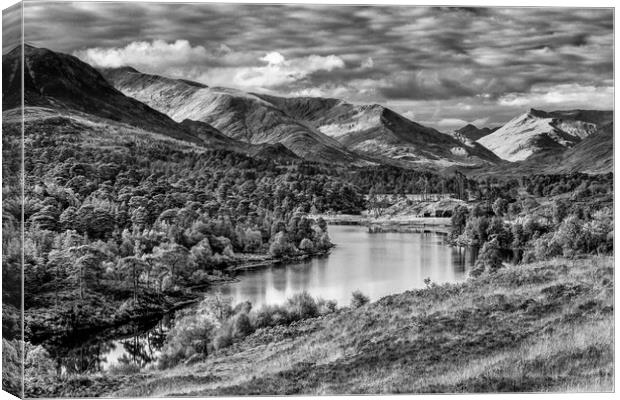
[101,67,501,168]
[100,66,360,164]
[2,44,225,146]
[476,108,610,162]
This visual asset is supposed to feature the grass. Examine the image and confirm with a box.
[38,255,613,397]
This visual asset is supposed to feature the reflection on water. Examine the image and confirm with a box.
[47,314,173,376]
[49,225,473,373]
[219,225,474,308]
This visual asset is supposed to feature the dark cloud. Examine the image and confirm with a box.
[379,74,478,101]
[19,2,614,129]
[2,3,22,53]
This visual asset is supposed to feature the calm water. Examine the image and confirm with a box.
[52,225,474,373]
[219,225,473,308]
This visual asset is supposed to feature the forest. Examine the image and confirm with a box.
[1,114,614,397]
[451,173,613,276]
[2,115,366,342]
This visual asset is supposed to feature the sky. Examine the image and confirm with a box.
[5,2,614,130]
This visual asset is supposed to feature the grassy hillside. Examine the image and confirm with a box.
[63,255,612,397]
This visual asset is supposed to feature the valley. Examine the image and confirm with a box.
[2,43,614,397]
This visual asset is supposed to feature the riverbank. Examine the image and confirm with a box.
[26,286,205,344]
[309,213,452,233]
[29,255,612,396]
[226,248,333,272]
[26,247,335,346]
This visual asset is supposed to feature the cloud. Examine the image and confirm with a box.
[401,110,417,121]
[74,39,211,69]
[73,39,346,91]
[379,69,478,100]
[498,83,614,110]
[22,3,613,127]
[231,52,345,89]
[437,118,469,128]
[261,51,285,65]
[471,117,490,127]
[360,57,374,69]
[2,4,22,53]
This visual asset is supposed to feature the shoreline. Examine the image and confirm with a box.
[28,219,458,349]
[125,256,613,396]
[27,255,612,397]
[309,213,453,234]
[226,248,333,272]
[29,248,335,346]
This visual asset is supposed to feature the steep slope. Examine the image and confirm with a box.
[178,119,238,147]
[549,122,613,174]
[100,68,358,164]
[101,68,499,168]
[469,121,613,177]
[477,109,605,162]
[453,124,497,142]
[2,45,227,145]
[248,143,300,162]
[258,95,501,167]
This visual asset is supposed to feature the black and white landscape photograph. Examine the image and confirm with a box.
[1,1,615,397]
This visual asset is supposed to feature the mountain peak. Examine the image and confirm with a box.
[454,123,494,142]
[111,65,140,74]
[478,108,603,162]
[527,108,550,118]
[2,45,218,145]
[455,123,480,134]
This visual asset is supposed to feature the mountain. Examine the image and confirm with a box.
[99,68,359,164]
[470,117,613,177]
[2,45,289,157]
[257,95,501,167]
[248,142,300,162]
[101,67,500,168]
[453,124,498,142]
[477,108,609,162]
[2,45,233,147]
[550,122,613,174]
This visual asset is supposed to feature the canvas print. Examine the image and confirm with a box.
[1,2,614,397]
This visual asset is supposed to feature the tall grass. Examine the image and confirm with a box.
[111,256,614,396]
[158,290,343,368]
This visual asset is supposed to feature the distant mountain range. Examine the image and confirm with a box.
[2,45,300,161]
[100,67,500,168]
[2,45,613,174]
[477,108,612,162]
[99,67,360,164]
[2,44,210,145]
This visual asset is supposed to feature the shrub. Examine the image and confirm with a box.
[232,313,254,338]
[253,304,291,328]
[157,297,223,368]
[351,290,370,308]
[269,231,295,257]
[252,293,328,328]
[189,269,210,284]
[299,238,315,252]
[314,232,332,251]
[286,291,319,320]
[316,298,338,315]
[24,343,55,377]
[471,237,503,277]
[233,301,252,315]
[3,339,22,396]
[532,232,562,260]
[213,330,233,350]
